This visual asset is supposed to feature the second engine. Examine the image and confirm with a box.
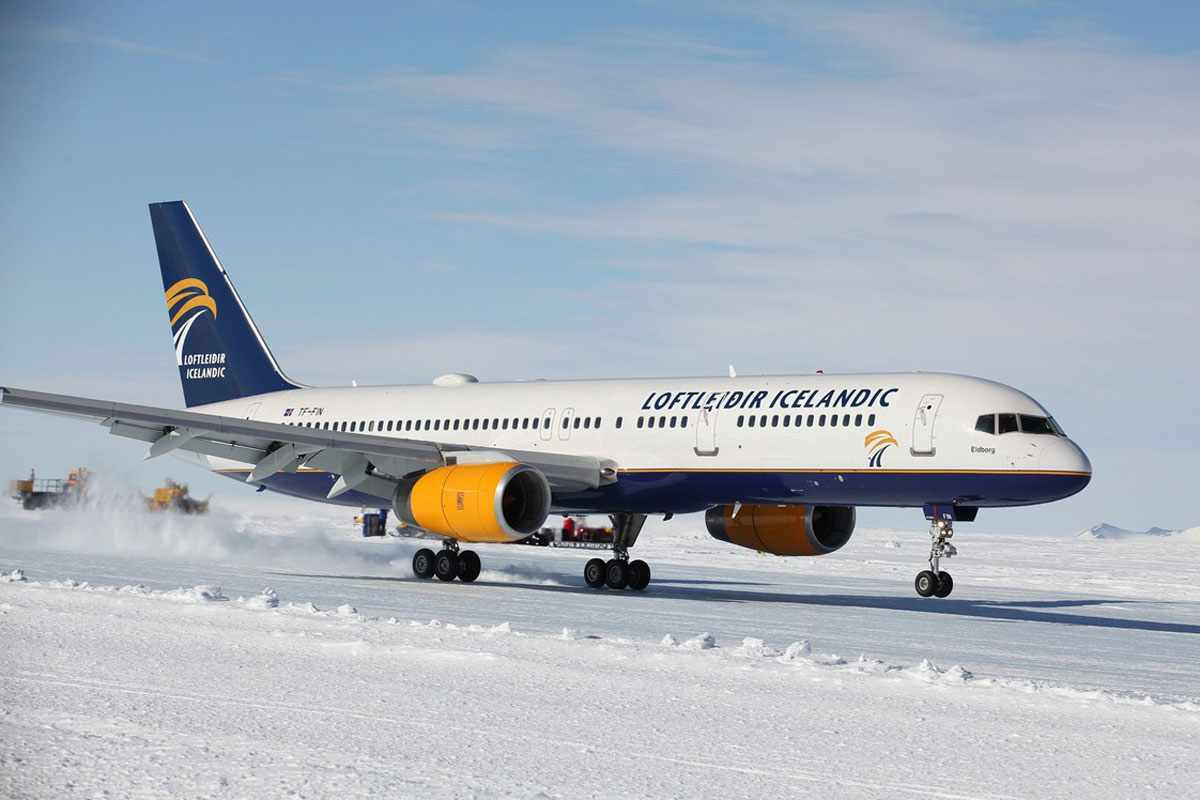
[392,462,552,543]
[704,504,856,556]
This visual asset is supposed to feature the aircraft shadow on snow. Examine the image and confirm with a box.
[270,570,1200,636]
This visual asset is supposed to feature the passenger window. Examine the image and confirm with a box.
[472,419,480,430]
[807,414,815,427]
[867,414,875,427]
[583,417,591,430]
[771,415,778,427]
[669,416,677,428]
[998,413,1018,434]
[595,417,602,429]
[831,415,838,428]
[843,414,850,427]
[616,417,623,429]
[522,418,529,430]
[637,417,644,429]
[738,415,745,427]
[819,415,826,426]
[975,414,995,435]
[783,415,790,427]
[532,418,539,430]
[854,414,862,427]
[680,416,687,429]
[502,419,509,430]
[748,415,756,428]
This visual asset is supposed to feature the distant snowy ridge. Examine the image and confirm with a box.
[1076,523,1195,540]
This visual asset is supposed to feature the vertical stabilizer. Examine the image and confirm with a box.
[150,201,300,407]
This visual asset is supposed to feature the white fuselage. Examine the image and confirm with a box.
[196,371,1091,514]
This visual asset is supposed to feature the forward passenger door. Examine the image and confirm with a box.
[910,394,943,456]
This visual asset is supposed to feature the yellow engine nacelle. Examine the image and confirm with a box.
[392,463,552,543]
[704,504,855,556]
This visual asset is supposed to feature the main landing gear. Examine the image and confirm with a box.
[413,540,482,584]
[583,512,652,591]
[914,517,957,598]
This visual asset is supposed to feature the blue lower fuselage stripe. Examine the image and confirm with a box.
[218,469,1090,513]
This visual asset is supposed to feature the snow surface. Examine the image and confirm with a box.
[2,499,1198,798]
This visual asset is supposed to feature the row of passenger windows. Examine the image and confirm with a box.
[283,412,881,435]
[975,413,1065,436]
[737,412,877,429]
[286,415,560,433]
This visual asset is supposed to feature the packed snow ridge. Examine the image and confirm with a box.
[3,570,1197,715]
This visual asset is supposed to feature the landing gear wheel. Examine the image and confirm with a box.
[434,550,460,582]
[626,560,651,591]
[934,571,954,598]
[458,550,481,583]
[915,570,938,598]
[584,558,607,589]
[412,548,436,579]
[605,559,629,590]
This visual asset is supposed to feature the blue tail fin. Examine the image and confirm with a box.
[150,201,300,407]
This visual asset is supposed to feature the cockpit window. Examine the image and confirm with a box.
[1019,415,1063,436]
[997,413,1019,434]
[975,414,995,435]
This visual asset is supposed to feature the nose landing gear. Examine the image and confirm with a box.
[915,517,957,598]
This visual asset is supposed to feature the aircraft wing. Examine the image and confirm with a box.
[0,386,614,499]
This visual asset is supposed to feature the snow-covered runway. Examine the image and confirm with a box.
[2,503,1197,798]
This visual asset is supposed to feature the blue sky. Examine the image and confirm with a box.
[1,1,1197,533]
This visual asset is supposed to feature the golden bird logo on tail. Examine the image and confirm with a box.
[165,278,218,366]
[864,429,899,468]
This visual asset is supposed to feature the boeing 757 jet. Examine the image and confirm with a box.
[0,202,1092,596]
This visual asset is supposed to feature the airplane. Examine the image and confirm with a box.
[0,201,1092,597]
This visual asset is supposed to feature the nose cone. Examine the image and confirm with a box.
[1041,438,1092,499]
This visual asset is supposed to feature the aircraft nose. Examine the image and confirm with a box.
[1041,438,1091,498]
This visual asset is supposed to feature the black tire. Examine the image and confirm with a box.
[914,570,938,598]
[627,560,651,591]
[434,550,460,582]
[934,571,954,598]
[412,548,436,579]
[584,558,607,589]
[605,559,629,590]
[458,550,481,583]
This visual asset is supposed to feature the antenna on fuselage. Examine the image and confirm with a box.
[728,364,737,378]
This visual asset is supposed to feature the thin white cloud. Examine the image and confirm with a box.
[28,25,212,64]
